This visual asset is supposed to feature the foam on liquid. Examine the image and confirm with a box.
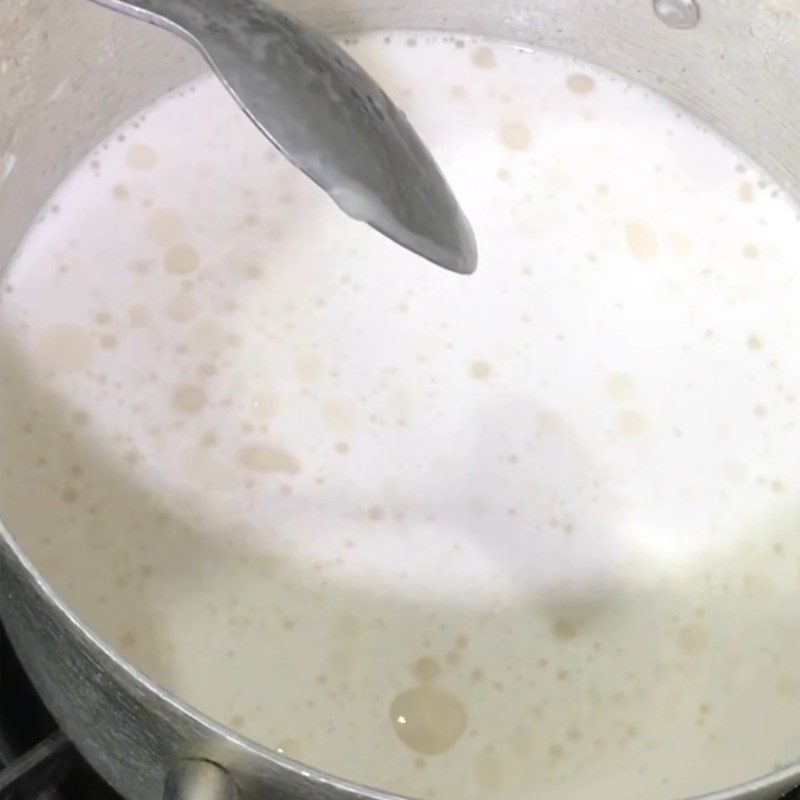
[1,32,800,800]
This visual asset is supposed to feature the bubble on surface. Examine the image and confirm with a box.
[367,506,385,521]
[616,409,649,438]
[294,354,325,381]
[653,0,700,30]
[413,656,441,682]
[390,684,467,755]
[470,360,492,380]
[145,208,184,243]
[566,74,595,95]
[125,143,158,170]
[166,292,198,322]
[500,122,532,151]
[172,384,207,413]
[742,243,760,259]
[472,47,496,69]
[605,373,637,401]
[738,182,755,203]
[677,624,709,655]
[128,305,152,327]
[747,335,763,351]
[163,243,199,274]
[238,444,300,474]
[625,220,659,261]
[34,324,93,373]
[551,618,579,641]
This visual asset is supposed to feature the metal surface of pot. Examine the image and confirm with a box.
[1,1,799,799]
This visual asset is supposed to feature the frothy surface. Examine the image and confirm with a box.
[1,32,800,800]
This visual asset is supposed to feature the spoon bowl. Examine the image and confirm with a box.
[89,0,478,274]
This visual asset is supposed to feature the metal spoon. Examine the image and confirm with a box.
[89,0,478,274]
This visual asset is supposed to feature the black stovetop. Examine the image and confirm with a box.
[0,622,119,800]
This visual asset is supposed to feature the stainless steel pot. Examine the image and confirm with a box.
[1,1,799,799]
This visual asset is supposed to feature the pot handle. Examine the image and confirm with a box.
[163,759,238,800]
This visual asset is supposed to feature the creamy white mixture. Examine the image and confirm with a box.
[1,32,799,800]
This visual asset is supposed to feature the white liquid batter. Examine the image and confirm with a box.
[1,32,799,800]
